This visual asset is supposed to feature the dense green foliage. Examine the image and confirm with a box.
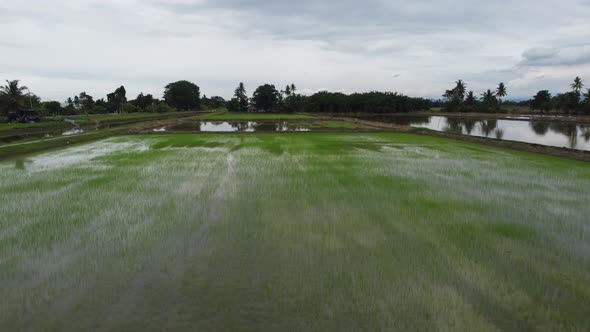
[443,80,503,112]
[231,82,249,112]
[163,80,201,111]
[441,77,590,114]
[0,80,28,113]
[201,95,226,110]
[252,84,281,111]
[3,75,588,119]
[107,86,127,113]
[524,77,588,114]
[306,91,431,113]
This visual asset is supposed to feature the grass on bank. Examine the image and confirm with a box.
[1,133,589,331]
[0,121,69,131]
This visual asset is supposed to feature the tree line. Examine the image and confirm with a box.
[5,76,587,119]
[1,79,432,119]
[0,80,207,117]
[227,82,432,113]
[441,77,589,113]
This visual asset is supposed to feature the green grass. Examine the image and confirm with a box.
[310,120,374,129]
[69,112,200,125]
[0,121,68,131]
[1,133,589,331]
[201,112,315,120]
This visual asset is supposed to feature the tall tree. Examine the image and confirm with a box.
[107,86,127,113]
[531,90,552,112]
[252,84,281,111]
[0,80,28,110]
[496,82,507,104]
[290,84,297,95]
[233,82,248,112]
[164,80,200,111]
[73,95,81,110]
[442,80,467,111]
[465,91,477,108]
[571,76,584,94]
[481,89,497,111]
[79,92,95,113]
[455,80,466,101]
[132,93,155,110]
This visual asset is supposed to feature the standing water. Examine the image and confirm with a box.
[357,115,590,151]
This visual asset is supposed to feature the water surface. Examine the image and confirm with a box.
[167,121,311,132]
[358,115,590,151]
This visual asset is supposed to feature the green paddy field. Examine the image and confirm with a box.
[1,132,589,331]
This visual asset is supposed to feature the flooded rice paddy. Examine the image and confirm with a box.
[1,133,589,330]
[356,115,590,151]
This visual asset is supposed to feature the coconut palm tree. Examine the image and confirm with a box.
[496,82,507,104]
[233,82,248,112]
[481,89,497,112]
[571,77,584,94]
[465,91,476,105]
[0,80,28,109]
[455,80,466,100]
[481,89,496,104]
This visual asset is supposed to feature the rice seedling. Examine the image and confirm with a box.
[0,133,589,331]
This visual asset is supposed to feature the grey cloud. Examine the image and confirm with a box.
[154,0,493,40]
[522,47,560,62]
[520,45,590,67]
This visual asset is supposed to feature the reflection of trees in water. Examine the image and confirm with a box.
[369,116,431,126]
[495,129,504,140]
[463,119,477,134]
[529,121,550,135]
[479,120,497,137]
[530,121,590,147]
[580,125,590,142]
[230,122,250,131]
[173,121,201,131]
[443,118,498,137]
[256,122,277,132]
[444,118,464,134]
[549,123,578,148]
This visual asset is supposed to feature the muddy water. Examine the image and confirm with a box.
[356,115,590,151]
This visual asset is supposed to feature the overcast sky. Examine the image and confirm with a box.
[1,0,590,102]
